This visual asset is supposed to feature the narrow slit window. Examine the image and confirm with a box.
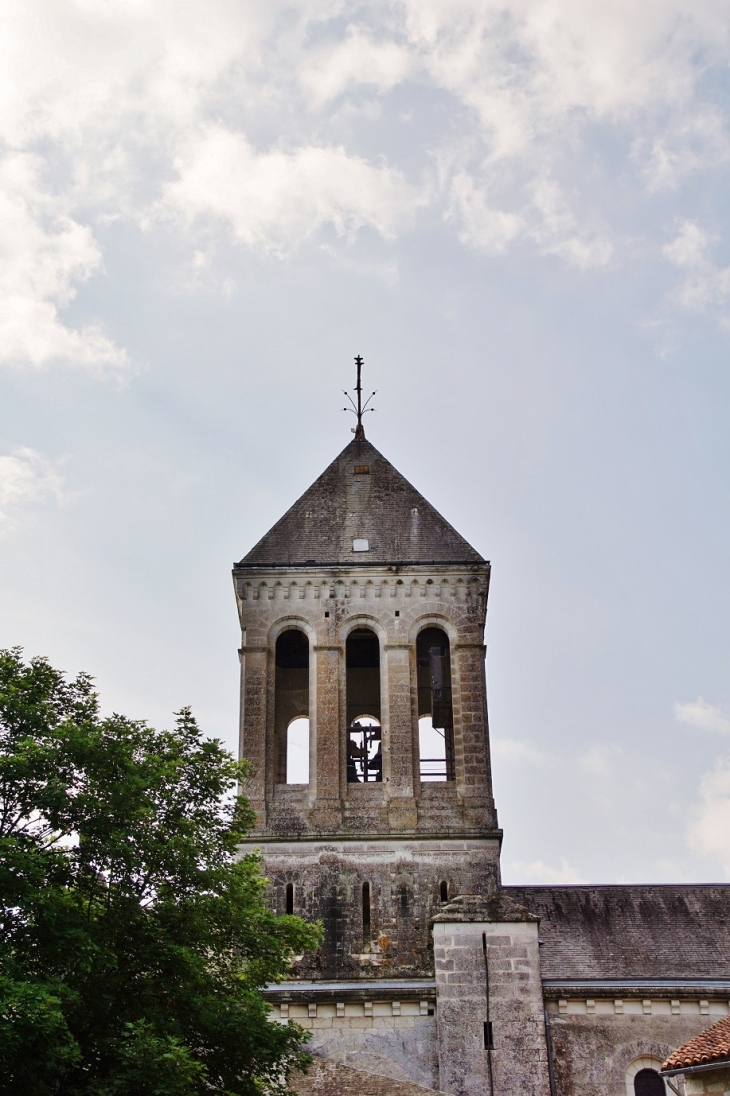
[440,880,449,903]
[417,627,455,782]
[346,629,382,783]
[285,883,294,915]
[362,881,371,948]
[275,630,309,784]
[483,1022,494,1050]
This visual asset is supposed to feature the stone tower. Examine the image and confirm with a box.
[233,426,551,1095]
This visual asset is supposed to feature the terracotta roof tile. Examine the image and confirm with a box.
[663,1015,730,1071]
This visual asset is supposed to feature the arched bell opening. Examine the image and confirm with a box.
[417,626,455,782]
[274,629,310,784]
[346,628,382,783]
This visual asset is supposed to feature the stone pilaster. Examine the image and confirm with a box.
[310,645,342,831]
[452,643,495,829]
[384,643,417,830]
[433,896,550,1096]
[239,645,268,829]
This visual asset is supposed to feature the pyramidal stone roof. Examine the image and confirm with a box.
[238,433,483,567]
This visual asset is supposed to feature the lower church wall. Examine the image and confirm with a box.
[259,877,730,1095]
[546,1003,730,1096]
[291,1057,440,1096]
[273,1001,439,1090]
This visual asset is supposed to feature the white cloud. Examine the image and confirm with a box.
[579,745,622,777]
[641,106,730,191]
[675,696,730,734]
[0,154,130,375]
[510,856,585,883]
[0,0,727,368]
[689,758,730,875]
[447,173,523,255]
[158,125,419,252]
[300,27,413,106]
[491,737,555,767]
[663,221,730,324]
[528,177,613,269]
[0,447,67,529]
[402,0,729,143]
[448,170,612,267]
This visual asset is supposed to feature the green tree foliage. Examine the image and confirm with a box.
[0,648,320,1096]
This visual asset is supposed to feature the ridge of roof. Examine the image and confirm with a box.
[238,434,484,567]
[663,1015,730,1071]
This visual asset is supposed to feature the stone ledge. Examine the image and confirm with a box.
[264,979,437,1004]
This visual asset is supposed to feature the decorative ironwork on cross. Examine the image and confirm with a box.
[343,354,376,439]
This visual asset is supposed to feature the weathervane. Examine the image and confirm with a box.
[344,355,376,440]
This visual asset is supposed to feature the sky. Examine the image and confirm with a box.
[1,0,730,885]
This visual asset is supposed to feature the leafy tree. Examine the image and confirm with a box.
[0,648,320,1096]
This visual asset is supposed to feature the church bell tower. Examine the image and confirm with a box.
[231,366,550,1096]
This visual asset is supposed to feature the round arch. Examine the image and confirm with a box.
[625,1057,667,1096]
[339,614,388,645]
[408,614,461,646]
[267,616,316,647]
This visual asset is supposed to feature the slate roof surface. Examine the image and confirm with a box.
[238,434,483,566]
[663,1016,730,1071]
[505,885,730,979]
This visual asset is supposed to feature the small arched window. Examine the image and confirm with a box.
[417,627,454,782]
[346,629,382,783]
[626,1058,666,1096]
[634,1070,665,1096]
[275,630,309,784]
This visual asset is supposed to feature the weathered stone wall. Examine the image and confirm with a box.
[685,1066,730,1095]
[244,838,499,980]
[234,562,496,842]
[235,552,498,982]
[545,1000,730,1096]
[433,915,551,1096]
[276,1001,439,1090]
[291,1058,440,1096]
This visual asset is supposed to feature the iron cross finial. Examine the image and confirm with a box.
[343,355,376,439]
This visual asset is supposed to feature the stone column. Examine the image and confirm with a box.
[239,645,269,830]
[309,645,342,832]
[434,899,551,1096]
[384,643,417,830]
[452,643,496,829]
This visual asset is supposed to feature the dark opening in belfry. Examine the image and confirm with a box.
[274,629,309,784]
[346,628,382,783]
[417,626,455,781]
